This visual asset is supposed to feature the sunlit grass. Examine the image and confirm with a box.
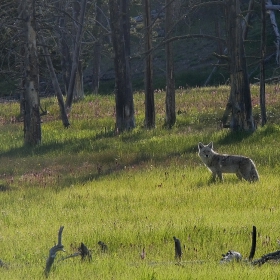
[1,86,280,278]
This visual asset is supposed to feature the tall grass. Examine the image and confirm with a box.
[1,86,280,279]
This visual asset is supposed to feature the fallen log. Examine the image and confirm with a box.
[252,250,280,266]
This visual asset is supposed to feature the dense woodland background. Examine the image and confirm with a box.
[1,0,280,143]
[1,0,280,93]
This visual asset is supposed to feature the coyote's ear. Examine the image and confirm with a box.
[207,142,213,149]
[198,142,204,150]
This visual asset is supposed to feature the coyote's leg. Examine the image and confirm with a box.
[209,172,217,182]
[236,172,243,180]
[216,171,223,181]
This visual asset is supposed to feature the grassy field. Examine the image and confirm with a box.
[1,85,280,279]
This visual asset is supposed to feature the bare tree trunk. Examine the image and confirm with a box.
[266,0,280,64]
[165,0,176,128]
[56,0,71,95]
[19,45,25,116]
[92,0,103,94]
[260,0,267,126]
[38,34,70,128]
[72,0,84,101]
[109,0,135,132]
[242,0,254,40]
[92,40,101,94]
[204,13,224,86]
[74,59,84,100]
[143,0,155,128]
[221,0,254,126]
[65,0,87,111]
[22,0,41,145]
[223,0,255,131]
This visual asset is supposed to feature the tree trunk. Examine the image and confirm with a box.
[222,0,254,128]
[38,34,70,128]
[22,0,41,145]
[143,0,155,128]
[223,0,255,131]
[74,59,84,100]
[109,0,135,132]
[72,0,85,101]
[56,0,71,96]
[65,0,87,111]
[242,0,254,40]
[92,0,103,94]
[165,0,176,128]
[204,14,224,86]
[266,0,280,64]
[260,0,267,126]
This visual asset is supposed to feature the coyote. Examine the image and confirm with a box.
[198,142,259,182]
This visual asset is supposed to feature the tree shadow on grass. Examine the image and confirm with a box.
[1,126,154,160]
[216,130,254,146]
[216,125,279,148]
[1,128,118,159]
[1,128,201,190]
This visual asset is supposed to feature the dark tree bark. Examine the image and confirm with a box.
[242,0,254,40]
[109,0,135,132]
[56,0,71,96]
[92,0,103,94]
[38,34,70,128]
[222,0,255,131]
[248,225,257,261]
[45,226,65,277]
[22,0,41,145]
[266,0,280,64]
[65,0,87,111]
[72,0,84,101]
[260,0,267,126]
[143,0,155,128]
[165,0,176,128]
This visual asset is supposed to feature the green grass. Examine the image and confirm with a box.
[1,86,280,279]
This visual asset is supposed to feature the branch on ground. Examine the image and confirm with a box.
[44,226,65,278]
[60,242,92,262]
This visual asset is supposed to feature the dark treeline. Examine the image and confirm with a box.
[0,0,279,143]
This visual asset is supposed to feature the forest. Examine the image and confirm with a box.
[1,0,280,143]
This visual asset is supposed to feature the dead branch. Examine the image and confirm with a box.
[266,4,280,10]
[252,250,280,266]
[220,226,256,263]
[212,52,229,61]
[79,242,92,261]
[60,242,92,262]
[249,225,257,261]
[0,259,8,269]
[173,236,182,262]
[98,241,108,253]
[44,226,65,278]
